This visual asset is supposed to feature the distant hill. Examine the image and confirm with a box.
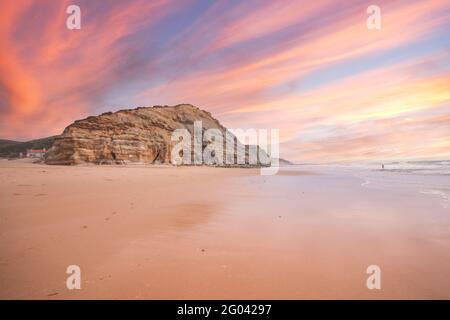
[0,139,22,148]
[269,158,294,166]
[277,158,295,166]
[0,136,57,157]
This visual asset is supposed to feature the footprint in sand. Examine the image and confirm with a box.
[47,292,58,297]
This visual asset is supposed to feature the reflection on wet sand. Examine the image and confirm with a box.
[1,159,450,299]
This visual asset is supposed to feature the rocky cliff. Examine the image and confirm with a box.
[45,104,266,166]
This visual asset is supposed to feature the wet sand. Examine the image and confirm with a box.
[0,159,449,299]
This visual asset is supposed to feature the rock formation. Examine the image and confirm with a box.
[45,104,268,166]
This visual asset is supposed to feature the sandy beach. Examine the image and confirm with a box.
[0,159,449,299]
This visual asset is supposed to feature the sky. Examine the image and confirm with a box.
[0,0,449,162]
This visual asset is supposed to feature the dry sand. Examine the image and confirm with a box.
[0,159,449,299]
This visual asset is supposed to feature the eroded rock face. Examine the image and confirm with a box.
[45,104,264,165]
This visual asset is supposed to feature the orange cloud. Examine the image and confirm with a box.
[0,0,184,139]
[140,0,450,115]
[1,0,449,162]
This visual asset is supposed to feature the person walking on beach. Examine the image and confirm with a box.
[381,164,385,170]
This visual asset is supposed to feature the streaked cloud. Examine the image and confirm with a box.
[1,0,449,161]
